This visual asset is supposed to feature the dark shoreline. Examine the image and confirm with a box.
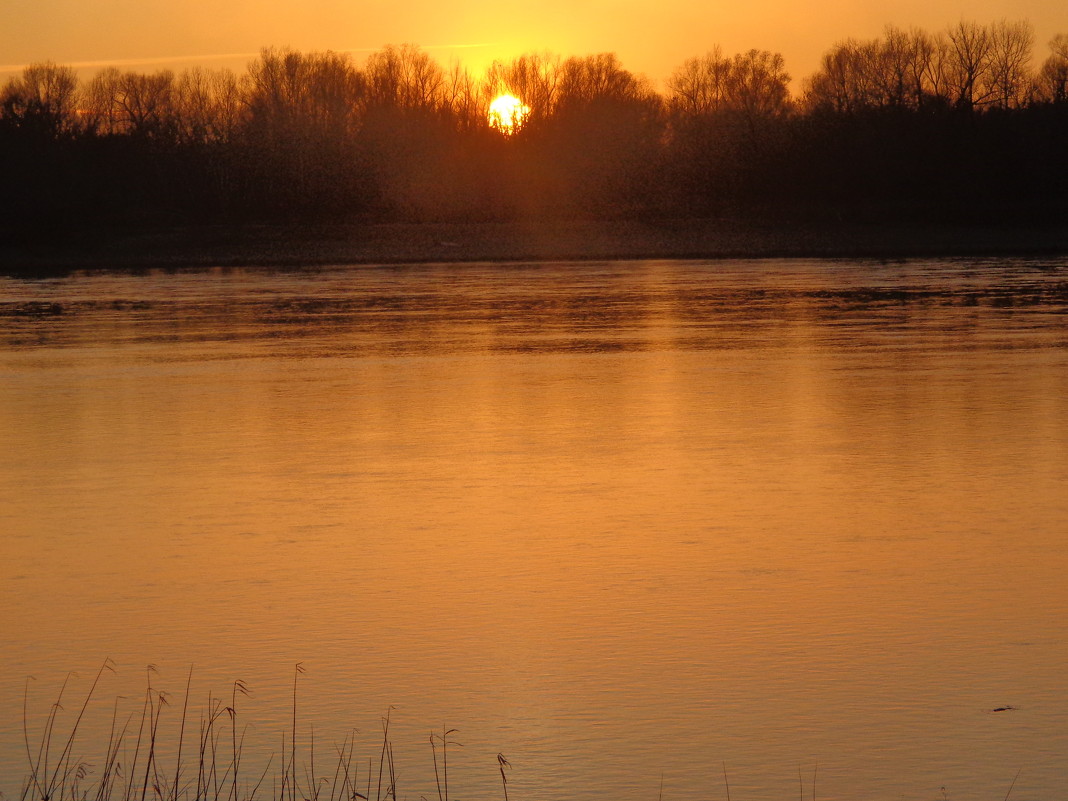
[3,218,1068,276]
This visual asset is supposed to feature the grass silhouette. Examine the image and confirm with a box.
[17,660,1026,801]
[16,660,447,801]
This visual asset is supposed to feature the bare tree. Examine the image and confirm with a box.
[365,44,444,110]
[806,27,941,112]
[725,49,791,123]
[116,70,177,138]
[804,39,882,112]
[82,68,180,138]
[1037,34,1068,102]
[82,67,124,134]
[243,46,366,162]
[242,47,367,204]
[557,52,648,108]
[484,51,561,122]
[1,61,79,136]
[246,48,364,130]
[879,26,939,108]
[987,19,1034,108]
[245,47,304,124]
[171,68,242,143]
[512,52,663,212]
[440,61,483,130]
[943,20,994,110]
[667,47,731,114]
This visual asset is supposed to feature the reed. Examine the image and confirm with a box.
[496,753,510,801]
[16,662,473,801]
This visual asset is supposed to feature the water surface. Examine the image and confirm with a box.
[2,259,1067,801]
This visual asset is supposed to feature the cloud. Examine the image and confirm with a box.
[0,42,499,74]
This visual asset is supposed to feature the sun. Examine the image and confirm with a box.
[488,93,531,134]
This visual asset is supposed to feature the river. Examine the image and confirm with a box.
[1,258,1066,801]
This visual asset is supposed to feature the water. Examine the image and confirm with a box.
[2,258,1067,801]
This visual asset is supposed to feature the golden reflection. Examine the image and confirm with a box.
[4,263,1068,801]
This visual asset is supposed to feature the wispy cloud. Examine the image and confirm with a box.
[1,52,259,72]
[0,42,499,74]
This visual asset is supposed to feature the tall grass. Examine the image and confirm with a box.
[16,661,479,801]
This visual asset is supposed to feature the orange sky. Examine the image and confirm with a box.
[1,0,1065,88]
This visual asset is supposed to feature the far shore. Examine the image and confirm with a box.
[3,217,1068,276]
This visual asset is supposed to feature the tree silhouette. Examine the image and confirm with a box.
[2,22,1067,233]
[117,71,179,139]
[241,48,369,214]
[804,29,941,113]
[1,62,78,138]
[531,53,663,213]
[365,43,444,111]
[1037,34,1068,103]
[173,68,241,144]
[440,61,483,131]
[485,52,561,127]
[82,67,124,135]
[724,49,792,130]
[987,20,1034,109]
[943,20,995,110]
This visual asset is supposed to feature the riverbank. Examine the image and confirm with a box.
[3,217,1068,275]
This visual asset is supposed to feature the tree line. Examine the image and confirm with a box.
[3,20,1068,233]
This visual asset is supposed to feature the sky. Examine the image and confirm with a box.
[1,0,1065,88]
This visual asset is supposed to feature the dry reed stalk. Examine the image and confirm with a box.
[17,664,505,801]
[496,753,510,801]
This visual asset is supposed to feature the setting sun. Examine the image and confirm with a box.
[487,93,530,134]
